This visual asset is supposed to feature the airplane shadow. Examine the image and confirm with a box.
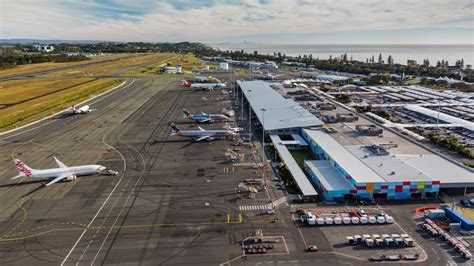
[21,185,44,198]
[0,179,44,188]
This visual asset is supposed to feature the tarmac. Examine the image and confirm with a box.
[0,69,461,265]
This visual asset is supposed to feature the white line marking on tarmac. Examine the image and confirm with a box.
[61,81,138,265]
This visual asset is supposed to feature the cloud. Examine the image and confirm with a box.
[0,0,473,43]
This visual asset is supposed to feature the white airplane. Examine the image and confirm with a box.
[11,157,106,187]
[182,109,232,123]
[170,123,236,141]
[71,105,92,114]
[181,80,227,91]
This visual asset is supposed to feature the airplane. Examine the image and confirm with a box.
[181,80,227,91]
[182,109,232,123]
[70,105,92,114]
[255,73,284,80]
[11,157,106,187]
[170,123,236,141]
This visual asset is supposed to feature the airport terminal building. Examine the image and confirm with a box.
[302,129,473,201]
[237,80,474,202]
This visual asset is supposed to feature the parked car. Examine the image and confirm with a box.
[306,245,318,252]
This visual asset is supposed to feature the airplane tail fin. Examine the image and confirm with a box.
[14,159,32,177]
[170,123,180,135]
[182,109,191,119]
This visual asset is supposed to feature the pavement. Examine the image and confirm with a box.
[0,68,461,265]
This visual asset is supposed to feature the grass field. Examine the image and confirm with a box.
[0,78,96,105]
[123,53,214,76]
[0,54,131,78]
[44,53,173,78]
[0,78,120,130]
[0,52,179,130]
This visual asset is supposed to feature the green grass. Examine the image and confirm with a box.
[290,150,314,167]
[0,78,120,130]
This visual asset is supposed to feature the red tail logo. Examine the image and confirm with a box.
[16,161,32,176]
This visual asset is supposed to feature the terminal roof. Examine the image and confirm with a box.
[238,80,323,131]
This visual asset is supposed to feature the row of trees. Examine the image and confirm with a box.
[196,48,466,80]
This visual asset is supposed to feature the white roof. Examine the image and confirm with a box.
[239,81,323,131]
[404,105,474,131]
[270,135,318,196]
[396,155,474,187]
[305,160,354,191]
[346,146,434,182]
[303,129,385,184]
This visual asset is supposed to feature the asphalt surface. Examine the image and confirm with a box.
[0,70,459,265]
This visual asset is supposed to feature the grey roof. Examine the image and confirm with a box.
[270,135,318,196]
[346,146,434,183]
[396,155,474,187]
[404,105,474,131]
[305,160,354,191]
[302,129,386,184]
[238,80,323,131]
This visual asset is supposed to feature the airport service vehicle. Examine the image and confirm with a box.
[182,109,231,123]
[181,80,226,91]
[369,255,386,261]
[71,105,92,114]
[170,123,236,141]
[460,199,471,207]
[403,254,420,261]
[11,157,106,186]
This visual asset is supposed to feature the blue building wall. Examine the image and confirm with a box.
[300,129,440,201]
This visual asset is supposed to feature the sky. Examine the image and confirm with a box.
[0,0,473,44]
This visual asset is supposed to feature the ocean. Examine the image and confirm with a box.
[212,44,474,66]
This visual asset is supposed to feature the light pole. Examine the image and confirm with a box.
[260,108,266,180]
[241,89,244,122]
[248,89,252,137]
[436,99,440,135]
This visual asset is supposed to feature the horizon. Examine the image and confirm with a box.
[1,0,473,44]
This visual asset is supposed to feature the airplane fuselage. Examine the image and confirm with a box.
[177,130,234,138]
[26,165,104,179]
[189,114,229,122]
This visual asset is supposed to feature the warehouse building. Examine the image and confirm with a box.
[302,129,474,201]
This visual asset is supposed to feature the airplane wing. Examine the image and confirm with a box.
[197,126,205,131]
[196,135,211,141]
[45,172,72,186]
[54,157,68,168]
[11,173,25,180]
[198,118,212,123]
[201,112,208,116]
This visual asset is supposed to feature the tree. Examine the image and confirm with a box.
[387,55,394,65]
[445,60,449,67]
[436,60,441,67]
[329,54,333,62]
[460,59,464,68]
[378,53,383,63]
[423,59,430,67]
[343,53,348,62]
[253,50,258,56]
[371,55,375,63]
[350,55,353,61]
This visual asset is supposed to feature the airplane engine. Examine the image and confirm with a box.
[66,174,77,181]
